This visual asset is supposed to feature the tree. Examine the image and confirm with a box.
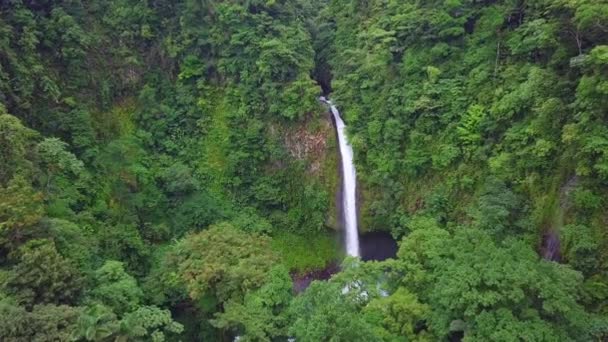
[45,218,96,269]
[288,258,390,342]
[0,176,43,251]
[288,278,381,342]
[35,137,85,217]
[75,303,183,341]
[0,296,82,342]
[96,223,150,276]
[398,227,592,340]
[119,305,184,341]
[211,266,293,341]
[167,222,279,303]
[75,304,121,342]
[469,178,522,237]
[90,260,143,315]
[3,239,83,306]
[363,288,432,341]
[0,114,37,185]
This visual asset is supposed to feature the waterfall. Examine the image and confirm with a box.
[320,97,360,257]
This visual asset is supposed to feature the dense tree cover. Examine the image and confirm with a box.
[0,0,338,339]
[1,0,607,341]
[318,0,608,340]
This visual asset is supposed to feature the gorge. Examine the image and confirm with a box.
[0,0,607,341]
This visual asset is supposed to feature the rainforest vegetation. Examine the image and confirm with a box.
[1,0,607,341]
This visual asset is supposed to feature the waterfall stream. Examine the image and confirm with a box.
[321,97,360,257]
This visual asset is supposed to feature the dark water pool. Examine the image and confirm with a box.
[291,231,398,293]
[360,231,398,261]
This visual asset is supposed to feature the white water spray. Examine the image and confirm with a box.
[320,97,360,257]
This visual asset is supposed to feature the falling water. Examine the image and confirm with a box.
[321,97,360,257]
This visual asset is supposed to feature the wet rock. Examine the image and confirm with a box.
[292,263,340,293]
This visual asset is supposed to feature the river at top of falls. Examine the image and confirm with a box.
[320,97,360,257]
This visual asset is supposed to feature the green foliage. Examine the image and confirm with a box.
[3,239,83,307]
[211,266,293,341]
[120,306,184,341]
[75,303,183,342]
[469,178,523,236]
[0,114,37,184]
[398,227,592,340]
[457,104,486,150]
[75,304,121,341]
[0,176,43,250]
[271,231,339,274]
[1,0,607,340]
[96,223,150,276]
[325,1,608,338]
[168,223,279,303]
[288,270,379,341]
[0,0,334,339]
[0,297,82,342]
[364,288,432,341]
[35,137,85,217]
[90,261,143,315]
[561,224,601,275]
[288,259,393,342]
[45,218,96,270]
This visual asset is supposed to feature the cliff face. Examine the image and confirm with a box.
[281,112,341,231]
[283,115,333,174]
